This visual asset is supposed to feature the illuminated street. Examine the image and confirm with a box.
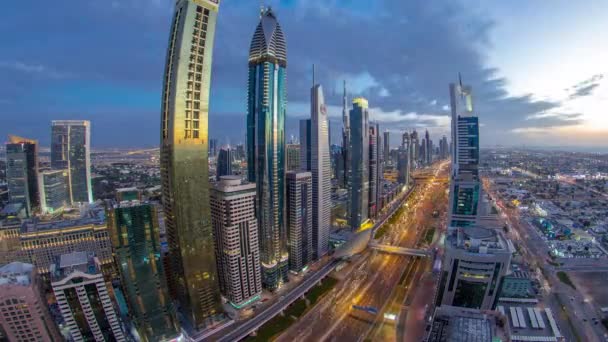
[276,161,449,342]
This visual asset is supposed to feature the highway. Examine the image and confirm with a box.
[276,161,449,342]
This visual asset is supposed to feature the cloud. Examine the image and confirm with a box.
[567,74,604,100]
[0,61,73,79]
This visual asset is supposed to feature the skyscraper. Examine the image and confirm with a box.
[286,144,301,171]
[410,130,419,170]
[107,199,178,342]
[247,7,288,290]
[310,82,331,259]
[209,138,218,158]
[448,80,481,229]
[6,135,39,216]
[368,123,380,218]
[38,169,68,215]
[51,120,92,204]
[349,98,370,230]
[341,80,350,189]
[286,171,313,273]
[397,147,410,185]
[383,130,390,165]
[51,252,126,341]
[0,262,61,342]
[211,176,262,309]
[159,0,222,328]
[299,119,311,171]
[425,129,432,165]
[216,147,233,180]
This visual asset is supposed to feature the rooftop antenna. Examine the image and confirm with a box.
[260,0,265,16]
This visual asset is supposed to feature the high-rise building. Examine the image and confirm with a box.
[0,262,61,342]
[299,119,312,171]
[247,7,288,290]
[51,120,92,204]
[209,138,219,158]
[286,144,301,172]
[439,136,449,160]
[440,227,512,310]
[38,169,68,215]
[19,215,114,275]
[216,147,233,180]
[425,130,432,165]
[368,123,380,218]
[116,187,142,202]
[410,130,419,170]
[51,252,126,341]
[6,135,39,216]
[159,0,222,328]
[235,143,246,161]
[383,131,390,165]
[210,176,262,309]
[448,80,481,229]
[341,81,350,189]
[397,147,410,185]
[286,171,313,273]
[348,98,370,230]
[107,199,178,342]
[420,138,426,165]
[0,219,25,265]
[310,83,331,259]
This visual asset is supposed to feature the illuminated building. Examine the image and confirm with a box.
[300,119,311,171]
[216,147,233,180]
[440,227,513,310]
[51,120,93,204]
[107,199,178,342]
[397,147,410,185]
[159,0,223,328]
[425,129,432,165]
[115,187,141,202]
[340,80,350,188]
[0,219,25,265]
[348,98,370,230]
[310,82,331,259]
[246,7,288,290]
[6,135,39,216]
[368,123,380,218]
[38,169,68,215]
[448,79,481,229]
[286,171,313,272]
[19,216,113,275]
[383,130,390,165]
[286,144,301,171]
[410,130,419,170]
[210,176,261,309]
[0,262,61,342]
[51,252,126,341]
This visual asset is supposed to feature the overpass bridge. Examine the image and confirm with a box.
[369,242,430,257]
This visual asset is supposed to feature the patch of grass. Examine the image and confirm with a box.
[285,298,307,318]
[308,277,339,305]
[423,227,436,244]
[246,314,294,342]
[557,271,576,290]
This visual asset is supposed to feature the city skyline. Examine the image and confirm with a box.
[2,1,607,148]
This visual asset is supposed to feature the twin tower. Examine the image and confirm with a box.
[159,0,330,330]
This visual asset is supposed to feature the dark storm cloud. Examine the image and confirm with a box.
[0,0,590,146]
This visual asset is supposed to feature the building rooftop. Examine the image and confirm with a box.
[447,226,515,255]
[50,252,99,282]
[0,262,34,286]
[428,305,509,342]
[20,214,106,234]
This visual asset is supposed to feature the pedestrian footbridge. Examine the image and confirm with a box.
[369,243,430,257]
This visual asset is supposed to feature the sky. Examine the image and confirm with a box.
[1,0,607,149]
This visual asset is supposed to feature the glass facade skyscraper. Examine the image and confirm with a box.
[51,121,92,204]
[216,147,233,180]
[348,98,370,230]
[108,201,178,342]
[246,8,289,290]
[38,170,68,215]
[159,0,223,329]
[6,135,39,216]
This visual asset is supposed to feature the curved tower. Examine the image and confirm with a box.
[159,0,222,329]
[247,7,288,290]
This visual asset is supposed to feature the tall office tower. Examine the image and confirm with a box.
[235,143,246,160]
[383,131,390,165]
[51,120,92,204]
[440,227,512,309]
[341,80,350,188]
[209,138,219,158]
[286,171,313,273]
[397,147,410,186]
[159,0,222,328]
[247,7,289,290]
[410,130,419,169]
[0,262,61,341]
[348,98,370,230]
[368,123,379,218]
[107,200,178,342]
[38,169,68,215]
[439,136,448,159]
[333,147,344,181]
[299,119,312,171]
[425,130,432,165]
[216,147,233,180]
[420,138,426,165]
[448,80,481,229]
[286,144,301,171]
[310,82,331,259]
[20,215,114,274]
[51,252,126,341]
[211,177,262,309]
[6,135,39,216]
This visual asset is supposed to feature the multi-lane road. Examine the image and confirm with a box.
[276,162,449,342]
